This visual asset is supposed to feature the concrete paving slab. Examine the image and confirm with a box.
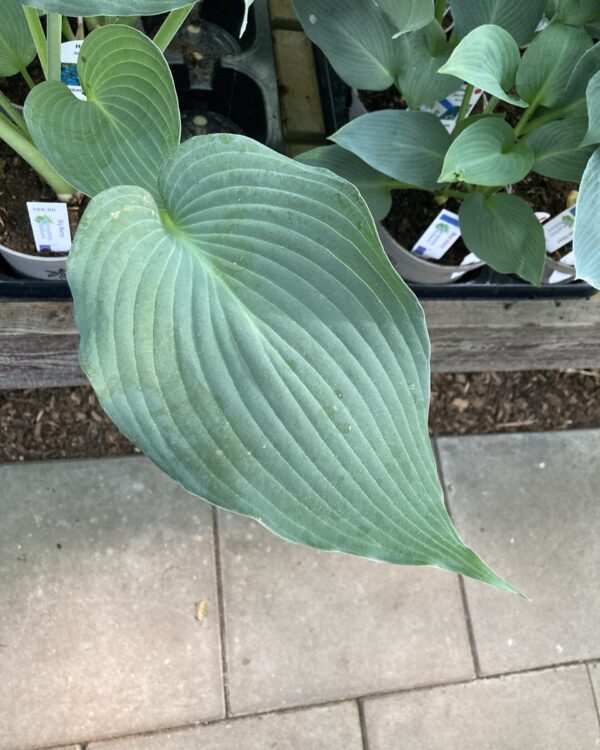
[0,458,224,750]
[89,702,362,750]
[590,663,600,711]
[437,431,600,675]
[218,510,475,715]
[363,667,600,750]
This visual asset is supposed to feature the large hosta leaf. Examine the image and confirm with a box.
[583,70,600,144]
[574,147,600,286]
[0,0,36,77]
[439,118,534,186]
[295,144,396,221]
[517,23,593,108]
[450,0,546,45]
[554,0,600,25]
[529,117,595,180]
[459,192,546,284]
[292,0,402,90]
[24,25,180,200]
[439,25,526,107]
[68,134,511,590]
[560,42,600,112]
[16,0,191,14]
[330,110,451,191]
[395,21,462,109]
[377,0,434,36]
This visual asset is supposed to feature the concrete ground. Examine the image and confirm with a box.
[0,430,598,749]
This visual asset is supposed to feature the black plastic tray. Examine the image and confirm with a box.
[312,48,594,300]
[0,0,283,300]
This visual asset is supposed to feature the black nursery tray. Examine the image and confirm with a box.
[0,0,283,301]
[313,49,594,301]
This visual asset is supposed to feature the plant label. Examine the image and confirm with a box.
[27,202,72,253]
[548,251,575,284]
[61,41,86,101]
[412,209,461,260]
[420,84,483,134]
[543,205,577,253]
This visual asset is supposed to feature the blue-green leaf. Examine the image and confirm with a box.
[529,117,595,180]
[460,192,546,284]
[68,133,513,591]
[574,147,600,286]
[16,0,191,14]
[0,0,36,77]
[450,0,546,45]
[330,110,452,191]
[583,70,600,144]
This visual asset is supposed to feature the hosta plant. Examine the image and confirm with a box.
[0,0,518,592]
[294,0,600,287]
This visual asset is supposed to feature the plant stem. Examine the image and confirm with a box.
[438,188,469,201]
[19,66,36,89]
[434,0,447,24]
[456,83,474,123]
[47,13,62,82]
[483,96,500,115]
[520,104,573,135]
[153,4,195,51]
[22,6,48,78]
[62,16,75,41]
[0,114,74,197]
[0,91,30,137]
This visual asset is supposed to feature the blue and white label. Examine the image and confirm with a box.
[61,41,86,100]
[544,205,576,253]
[27,202,72,253]
[412,209,461,260]
[420,84,484,133]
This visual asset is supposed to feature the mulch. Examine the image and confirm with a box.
[1,370,598,462]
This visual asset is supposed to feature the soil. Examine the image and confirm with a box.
[1,370,598,461]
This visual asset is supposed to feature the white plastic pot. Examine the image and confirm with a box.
[0,242,68,280]
[543,255,577,284]
[377,223,484,284]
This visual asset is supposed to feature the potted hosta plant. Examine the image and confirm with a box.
[293,0,600,287]
[10,0,535,593]
[0,0,194,279]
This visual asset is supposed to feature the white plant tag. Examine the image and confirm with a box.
[27,202,72,253]
[420,84,484,133]
[461,252,481,266]
[535,211,551,223]
[61,40,86,100]
[412,209,461,260]
[543,205,577,253]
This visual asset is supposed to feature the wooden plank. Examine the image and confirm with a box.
[0,301,85,389]
[423,297,600,373]
[1,297,599,390]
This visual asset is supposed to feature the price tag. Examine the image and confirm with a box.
[27,202,72,253]
[61,41,86,100]
[412,209,461,260]
[544,206,577,253]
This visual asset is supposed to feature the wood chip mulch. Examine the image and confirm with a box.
[0,370,599,462]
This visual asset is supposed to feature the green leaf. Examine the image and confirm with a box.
[439,118,534,186]
[68,133,512,591]
[583,70,600,144]
[16,0,192,14]
[378,0,434,36]
[574,147,600,286]
[439,25,526,108]
[292,0,402,90]
[0,0,36,77]
[554,0,600,25]
[24,25,180,200]
[330,110,452,191]
[459,192,546,284]
[295,145,396,221]
[517,23,593,108]
[560,41,600,111]
[395,21,462,109]
[450,0,546,45]
[529,117,595,180]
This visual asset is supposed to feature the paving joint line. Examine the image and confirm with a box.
[212,506,232,718]
[357,698,370,750]
[40,658,600,750]
[586,664,600,730]
[432,438,482,677]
